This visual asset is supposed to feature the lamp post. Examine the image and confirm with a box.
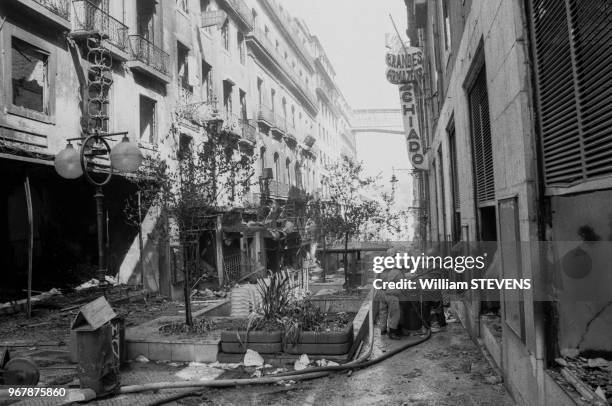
[54,131,143,278]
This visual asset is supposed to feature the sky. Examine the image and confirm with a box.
[283,0,407,110]
[283,0,415,237]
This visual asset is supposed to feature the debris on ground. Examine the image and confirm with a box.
[294,354,310,371]
[135,355,149,363]
[551,354,612,404]
[244,349,264,367]
[0,288,62,316]
[174,362,224,381]
[315,359,339,367]
[75,279,100,291]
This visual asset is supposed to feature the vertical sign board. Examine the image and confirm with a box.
[385,40,426,169]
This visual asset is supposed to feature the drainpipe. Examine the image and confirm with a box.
[522,0,548,404]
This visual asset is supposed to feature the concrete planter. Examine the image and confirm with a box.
[220,330,283,343]
[283,322,354,355]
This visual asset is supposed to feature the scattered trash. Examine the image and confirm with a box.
[587,358,610,369]
[251,369,262,378]
[268,368,286,375]
[75,279,100,291]
[104,275,118,285]
[174,363,224,381]
[244,349,264,367]
[555,358,569,367]
[294,354,310,371]
[135,355,149,363]
[315,359,340,367]
[168,362,180,367]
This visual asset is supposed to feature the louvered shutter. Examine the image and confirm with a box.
[570,0,612,178]
[531,0,612,186]
[469,68,495,205]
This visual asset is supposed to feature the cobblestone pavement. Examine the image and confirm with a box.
[6,321,514,406]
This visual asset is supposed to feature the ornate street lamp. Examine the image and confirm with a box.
[54,131,143,278]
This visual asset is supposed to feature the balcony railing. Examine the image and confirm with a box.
[240,119,257,144]
[72,0,129,50]
[220,111,242,136]
[129,35,170,76]
[250,27,317,107]
[268,180,290,198]
[178,84,194,106]
[257,104,275,127]
[34,0,71,20]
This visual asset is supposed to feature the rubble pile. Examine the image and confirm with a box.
[554,356,612,404]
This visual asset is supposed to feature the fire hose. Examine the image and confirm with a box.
[128,295,432,406]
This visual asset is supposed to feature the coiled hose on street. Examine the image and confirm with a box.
[130,296,431,406]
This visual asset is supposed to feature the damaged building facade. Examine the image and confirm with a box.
[405,0,612,404]
[0,0,355,301]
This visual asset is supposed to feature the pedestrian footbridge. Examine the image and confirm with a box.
[351,109,404,135]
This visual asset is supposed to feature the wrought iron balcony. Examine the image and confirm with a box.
[178,84,194,106]
[128,35,170,76]
[257,104,275,128]
[268,180,290,199]
[72,0,129,51]
[240,119,257,144]
[32,0,71,20]
[220,111,242,137]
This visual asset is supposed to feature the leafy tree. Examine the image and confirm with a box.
[125,108,256,326]
[319,156,384,287]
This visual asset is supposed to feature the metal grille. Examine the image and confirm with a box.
[531,0,612,186]
[468,68,495,205]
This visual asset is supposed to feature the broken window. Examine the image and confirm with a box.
[11,38,48,114]
[139,95,156,144]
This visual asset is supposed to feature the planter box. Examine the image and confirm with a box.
[221,330,283,343]
[221,341,282,354]
[283,324,353,355]
[284,341,352,355]
[220,329,283,353]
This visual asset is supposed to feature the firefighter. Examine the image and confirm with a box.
[376,248,405,339]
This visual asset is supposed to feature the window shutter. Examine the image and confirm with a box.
[469,68,495,205]
[570,0,612,178]
[531,0,612,186]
